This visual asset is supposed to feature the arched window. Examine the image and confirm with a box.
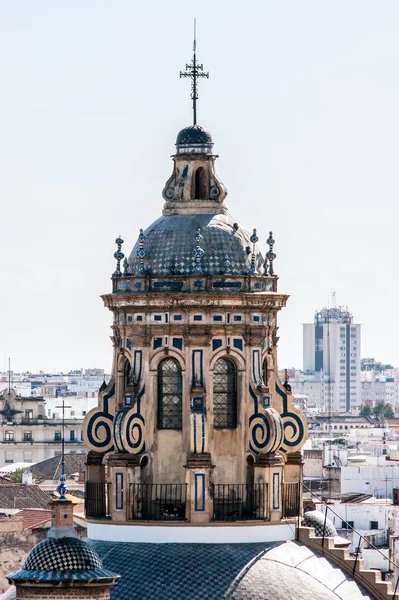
[262,358,268,387]
[213,358,237,429]
[157,358,183,430]
[124,361,130,390]
[194,167,207,199]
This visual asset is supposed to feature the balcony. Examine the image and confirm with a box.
[130,483,187,521]
[212,484,268,521]
[282,482,301,518]
[85,481,111,519]
[85,482,295,523]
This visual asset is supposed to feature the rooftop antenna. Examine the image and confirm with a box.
[332,289,336,309]
[180,18,209,125]
[8,358,11,395]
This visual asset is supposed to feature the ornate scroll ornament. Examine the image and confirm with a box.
[209,173,227,203]
[136,229,146,273]
[192,228,204,273]
[248,385,284,454]
[83,383,115,453]
[113,237,124,277]
[276,382,308,453]
[162,171,176,201]
[113,387,146,454]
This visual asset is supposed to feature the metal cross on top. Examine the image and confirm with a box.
[55,398,72,500]
[180,19,209,126]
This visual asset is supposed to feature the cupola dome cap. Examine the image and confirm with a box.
[176,124,212,146]
[6,537,119,585]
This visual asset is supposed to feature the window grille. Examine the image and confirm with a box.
[213,358,237,429]
[157,358,183,430]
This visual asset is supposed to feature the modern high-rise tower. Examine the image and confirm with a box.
[303,307,361,413]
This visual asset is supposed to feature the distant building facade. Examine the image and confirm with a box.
[0,388,88,467]
[303,306,361,413]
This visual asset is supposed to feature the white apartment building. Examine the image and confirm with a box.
[0,387,89,467]
[303,306,361,413]
[360,372,399,413]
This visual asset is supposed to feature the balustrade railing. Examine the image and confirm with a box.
[282,482,301,518]
[85,481,111,519]
[129,483,187,521]
[212,483,268,521]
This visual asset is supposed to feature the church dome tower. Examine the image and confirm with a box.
[83,35,307,535]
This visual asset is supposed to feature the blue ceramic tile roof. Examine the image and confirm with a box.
[176,125,212,145]
[23,537,102,572]
[86,539,373,600]
[127,214,264,277]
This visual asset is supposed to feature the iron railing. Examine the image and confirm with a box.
[130,483,187,521]
[85,481,111,519]
[212,483,268,521]
[302,482,399,595]
[282,482,301,518]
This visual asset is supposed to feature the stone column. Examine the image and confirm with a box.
[86,451,105,482]
[107,453,141,522]
[254,452,284,522]
[184,455,214,524]
[284,451,304,517]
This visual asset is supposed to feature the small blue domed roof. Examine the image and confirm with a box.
[303,510,337,537]
[7,537,119,585]
[176,125,212,146]
[24,537,102,571]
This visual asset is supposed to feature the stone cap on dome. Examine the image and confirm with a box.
[175,125,213,155]
[6,537,119,584]
[176,124,212,146]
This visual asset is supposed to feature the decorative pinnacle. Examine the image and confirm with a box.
[266,231,276,276]
[220,253,230,274]
[56,461,68,500]
[249,228,258,274]
[180,19,209,125]
[193,227,204,273]
[136,228,146,273]
[113,236,124,277]
[123,257,130,276]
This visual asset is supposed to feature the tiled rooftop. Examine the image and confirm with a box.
[87,539,372,600]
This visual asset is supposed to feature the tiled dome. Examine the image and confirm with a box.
[176,124,212,145]
[23,537,102,572]
[302,510,338,537]
[127,213,263,276]
[7,536,119,586]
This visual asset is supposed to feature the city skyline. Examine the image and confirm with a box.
[1,1,398,372]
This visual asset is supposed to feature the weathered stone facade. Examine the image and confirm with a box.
[83,124,308,526]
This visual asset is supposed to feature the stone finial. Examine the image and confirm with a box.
[220,253,230,274]
[113,236,124,277]
[283,368,292,392]
[56,461,68,500]
[136,228,147,273]
[123,256,130,276]
[249,228,258,274]
[266,231,276,276]
[193,228,204,273]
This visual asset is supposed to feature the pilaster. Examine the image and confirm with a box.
[107,453,141,521]
[254,452,284,522]
[185,454,214,523]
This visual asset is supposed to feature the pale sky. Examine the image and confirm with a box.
[0,1,398,373]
